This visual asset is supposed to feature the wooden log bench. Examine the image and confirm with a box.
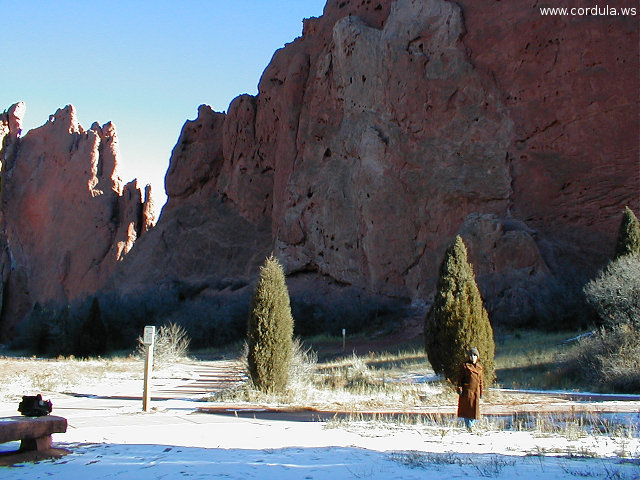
[0,416,67,452]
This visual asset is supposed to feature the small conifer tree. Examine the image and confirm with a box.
[424,236,496,385]
[615,206,640,258]
[247,255,294,393]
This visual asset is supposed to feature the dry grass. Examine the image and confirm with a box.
[209,341,454,411]
[0,329,629,409]
[493,330,584,390]
[208,330,597,411]
[0,355,141,402]
[1,329,638,449]
[390,451,516,476]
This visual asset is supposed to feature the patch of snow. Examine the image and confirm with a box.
[0,396,638,479]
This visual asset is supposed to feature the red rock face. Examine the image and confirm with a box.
[137,0,636,318]
[279,0,516,298]
[456,0,639,264]
[106,103,273,299]
[0,104,154,339]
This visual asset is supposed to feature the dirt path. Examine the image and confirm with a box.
[197,394,640,422]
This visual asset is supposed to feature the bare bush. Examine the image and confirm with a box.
[562,326,640,393]
[345,353,376,389]
[583,255,640,330]
[288,338,318,390]
[137,322,191,365]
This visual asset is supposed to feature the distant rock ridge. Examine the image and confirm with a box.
[0,103,154,339]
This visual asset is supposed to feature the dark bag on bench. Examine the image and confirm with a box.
[18,394,52,417]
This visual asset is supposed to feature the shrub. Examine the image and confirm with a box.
[562,326,640,393]
[424,236,496,385]
[525,271,594,331]
[137,322,191,365]
[288,337,317,386]
[26,304,78,357]
[13,303,73,356]
[74,297,108,357]
[167,292,251,348]
[615,206,640,258]
[583,255,640,330]
[99,284,253,351]
[247,255,294,393]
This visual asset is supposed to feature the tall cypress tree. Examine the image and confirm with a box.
[247,255,294,393]
[615,206,640,258]
[424,236,495,385]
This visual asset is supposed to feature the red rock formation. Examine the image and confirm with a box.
[0,104,154,339]
[278,0,516,299]
[108,104,272,297]
[3,0,638,338]
[112,0,637,332]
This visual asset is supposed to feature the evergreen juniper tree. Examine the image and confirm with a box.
[247,254,294,393]
[615,206,640,258]
[424,236,495,385]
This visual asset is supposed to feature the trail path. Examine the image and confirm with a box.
[151,360,245,400]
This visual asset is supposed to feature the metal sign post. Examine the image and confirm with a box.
[342,328,346,352]
[142,326,155,412]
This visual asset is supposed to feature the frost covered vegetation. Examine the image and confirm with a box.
[573,206,640,392]
[209,328,635,411]
[135,322,191,365]
[4,208,639,402]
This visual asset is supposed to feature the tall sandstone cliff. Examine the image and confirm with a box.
[0,103,154,340]
[112,0,638,334]
[2,0,638,342]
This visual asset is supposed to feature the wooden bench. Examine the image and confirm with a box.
[0,416,67,451]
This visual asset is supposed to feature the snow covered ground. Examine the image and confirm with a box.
[5,442,638,480]
[0,395,639,479]
[0,359,639,479]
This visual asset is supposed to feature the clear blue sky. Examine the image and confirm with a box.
[2,1,327,217]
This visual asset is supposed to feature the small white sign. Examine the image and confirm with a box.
[143,326,156,346]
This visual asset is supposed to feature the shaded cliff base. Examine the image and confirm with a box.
[9,274,409,355]
[8,263,595,357]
